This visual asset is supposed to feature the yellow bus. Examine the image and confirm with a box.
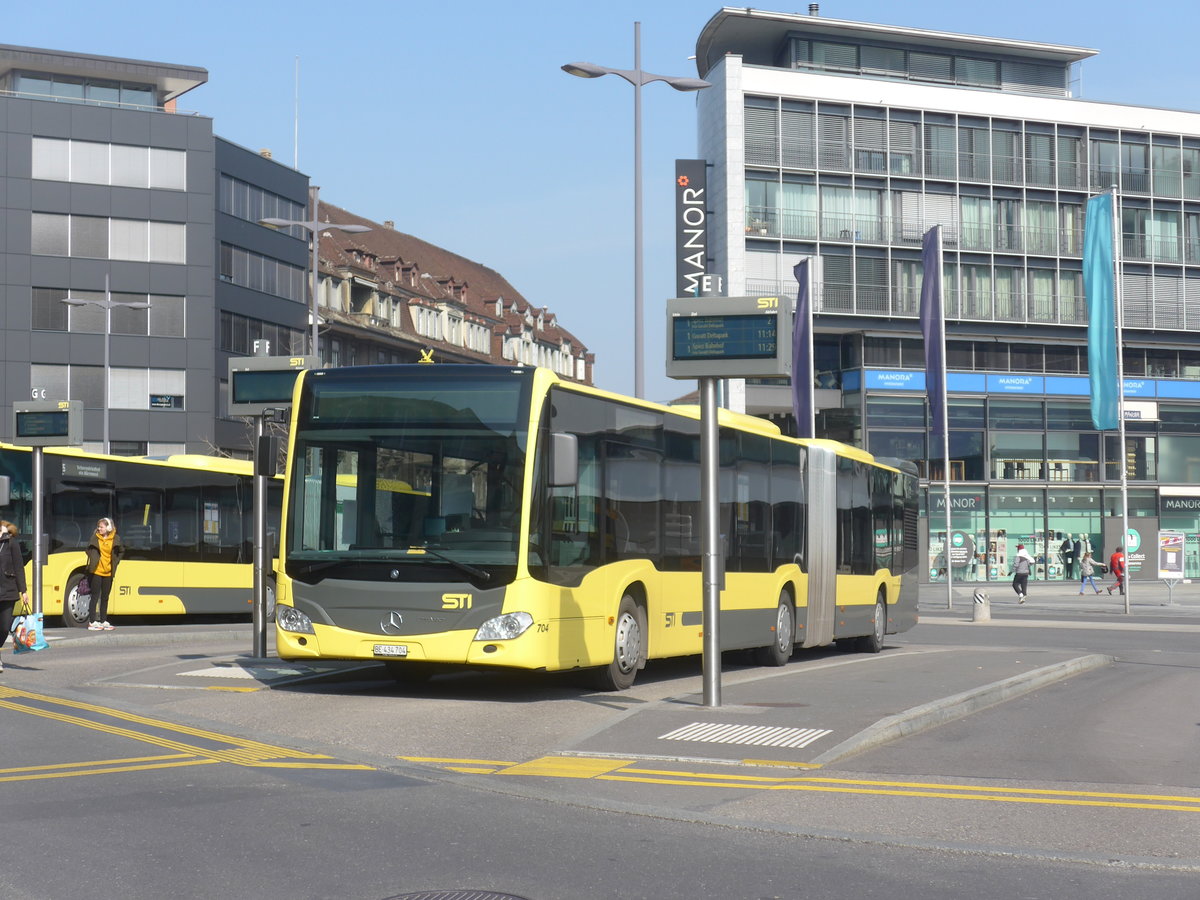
[0,445,281,626]
[275,365,919,689]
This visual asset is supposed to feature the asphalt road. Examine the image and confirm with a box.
[2,579,1199,898]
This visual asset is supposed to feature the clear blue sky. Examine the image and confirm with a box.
[11,1,1198,402]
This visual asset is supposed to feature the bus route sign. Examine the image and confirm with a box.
[665,296,792,380]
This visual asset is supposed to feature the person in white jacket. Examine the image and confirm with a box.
[1010,544,1034,604]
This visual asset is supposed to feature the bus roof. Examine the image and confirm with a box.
[0,443,254,476]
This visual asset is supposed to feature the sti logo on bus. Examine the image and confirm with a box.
[756,297,780,309]
[442,593,472,610]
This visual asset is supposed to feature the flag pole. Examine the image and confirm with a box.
[1111,185,1130,613]
[935,227,952,612]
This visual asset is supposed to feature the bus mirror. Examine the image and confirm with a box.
[0,475,9,506]
[549,433,578,488]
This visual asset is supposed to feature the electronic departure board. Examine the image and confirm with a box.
[12,400,82,447]
[665,297,792,379]
[227,356,319,416]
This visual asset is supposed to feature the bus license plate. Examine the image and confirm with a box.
[373,644,408,658]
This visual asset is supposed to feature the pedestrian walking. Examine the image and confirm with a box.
[1078,552,1102,594]
[0,520,29,673]
[86,517,125,631]
[1010,543,1034,604]
[1107,545,1126,596]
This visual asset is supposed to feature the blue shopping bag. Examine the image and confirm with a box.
[11,611,50,653]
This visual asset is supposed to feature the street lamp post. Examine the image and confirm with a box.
[563,22,710,399]
[261,185,371,360]
[62,274,151,455]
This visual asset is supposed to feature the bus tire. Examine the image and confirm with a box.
[591,593,645,691]
[754,592,794,667]
[62,572,92,628]
[857,595,887,654]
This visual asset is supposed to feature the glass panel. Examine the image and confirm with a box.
[111,145,149,188]
[31,213,70,255]
[32,137,70,180]
[149,222,186,263]
[109,295,149,335]
[120,84,155,109]
[1046,432,1101,482]
[991,432,1044,480]
[109,368,148,409]
[110,219,148,261]
[150,148,187,190]
[69,365,105,408]
[71,140,109,184]
[85,79,121,107]
[70,215,108,258]
[148,295,186,337]
[989,399,1043,430]
[32,287,69,331]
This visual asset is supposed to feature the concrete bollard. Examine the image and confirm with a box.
[972,588,991,623]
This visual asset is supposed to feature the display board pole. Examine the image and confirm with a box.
[700,376,722,708]
[31,447,44,616]
[252,415,269,658]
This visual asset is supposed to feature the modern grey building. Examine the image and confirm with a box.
[694,8,1200,582]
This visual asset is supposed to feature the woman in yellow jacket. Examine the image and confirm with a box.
[86,517,125,632]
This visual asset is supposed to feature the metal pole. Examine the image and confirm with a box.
[252,414,268,657]
[31,447,44,616]
[936,227,953,611]
[632,22,644,399]
[700,375,722,707]
[309,185,321,359]
[103,274,111,455]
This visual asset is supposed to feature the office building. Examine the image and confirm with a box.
[694,7,1200,580]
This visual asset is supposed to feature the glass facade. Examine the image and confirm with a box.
[714,15,1200,585]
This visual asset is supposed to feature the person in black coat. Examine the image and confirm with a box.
[0,520,30,672]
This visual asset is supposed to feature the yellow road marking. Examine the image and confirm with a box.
[406,755,1200,813]
[0,688,374,773]
[2,759,218,783]
[0,753,195,774]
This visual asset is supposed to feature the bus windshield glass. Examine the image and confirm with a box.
[286,367,533,584]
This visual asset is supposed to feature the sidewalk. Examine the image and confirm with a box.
[919,576,1200,617]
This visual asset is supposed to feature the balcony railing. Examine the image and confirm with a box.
[745,208,1086,256]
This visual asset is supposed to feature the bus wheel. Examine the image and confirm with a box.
[264,578,277,623]
[857,596,887,654]
[591,594,644,691]
[754,592,794,667]
[62,573,91,628]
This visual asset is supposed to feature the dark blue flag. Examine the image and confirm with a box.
[792,259,813,438]
[919,227,946,442]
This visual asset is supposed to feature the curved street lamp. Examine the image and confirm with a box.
[261,185,371,358]
[62,274,151,454]
[563,22,710,399]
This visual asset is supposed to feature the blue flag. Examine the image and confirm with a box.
[1084,193,1118,431]
[919,227,946,442]
[792,259,813,438]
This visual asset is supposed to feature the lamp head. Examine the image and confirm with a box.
[667,77,711,92]
[562,62,608,79]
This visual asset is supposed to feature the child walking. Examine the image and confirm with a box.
[1078,552,1102,594]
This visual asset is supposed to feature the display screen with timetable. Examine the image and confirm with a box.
[671,313,778,361]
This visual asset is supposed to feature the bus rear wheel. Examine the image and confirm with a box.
[857,596,887,654]
[591,594,645,691]
[62,573,91,628]
[754,592,794,667]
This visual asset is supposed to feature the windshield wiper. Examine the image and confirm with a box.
[412,546,491,581]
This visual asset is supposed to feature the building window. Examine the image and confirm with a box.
[31,213,185,263]
[32,138,186,190]
[218,243,304,302]
[35,288,185,337]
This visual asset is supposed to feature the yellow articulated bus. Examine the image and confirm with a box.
[0,445,281,626]
[275,365,919,689]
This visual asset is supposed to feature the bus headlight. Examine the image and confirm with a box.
[276,605,316,635]
[474,611,534,641]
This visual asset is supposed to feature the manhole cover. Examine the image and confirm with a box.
[385,893,532,900]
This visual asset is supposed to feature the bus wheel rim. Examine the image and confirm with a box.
[776,603,793,650]
[614,612,640,673]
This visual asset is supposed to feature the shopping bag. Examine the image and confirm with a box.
[11,611,50,653]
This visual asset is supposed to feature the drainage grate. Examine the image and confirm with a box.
[658,721,832,749]
[384,893,532,900]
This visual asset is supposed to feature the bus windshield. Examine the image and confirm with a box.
[286,367,532,585]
